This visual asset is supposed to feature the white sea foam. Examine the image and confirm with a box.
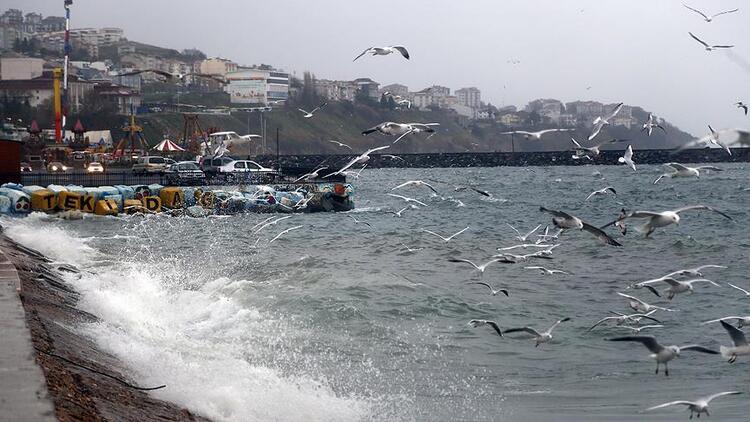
[3,216,371,422]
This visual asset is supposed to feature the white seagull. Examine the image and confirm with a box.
[424,227,470,242]
[683,4,739,22]
[469,319,504,337]
[589,102,624,140]
[449,257,511,273]
[618,145,636,171]
[646,391,742,419]
[386,205,415,217]
[585,186,617,201]
[588,311,661,331]
[269,225,304,243]
[400,243,423,253]
[641,114,666,136]
[293,166,328,183]
[656,278,720,300]
[503,317,571,347]
[298,102,327,118]
[500,128,573,140]
[468,282,509,297]
[728,283,750,296]
[616,292,675,314]
[348,214,371,228]
[524,266,571,275]
[572,137,624,158]
[616,325,665,334]
[387,193,428,207]
[325,145,390,177]
[717,320,750,363]
[703,316,750,329]
[608,335,718,376]
[666,264,727,278]
[328,140,353,150]
[507,223,542,242]
[253,215,293,234]
[498,244,554,251]
[653,162,724,184]
[688,32,734,51]
[602,205,732,237]
[391,180,439,195]
[539,207,621,246]
[353,46,410,61]
[362,122,440,144]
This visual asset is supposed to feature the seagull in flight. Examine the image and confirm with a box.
[683,4,739,22]
[524,266,571,275]
[585,186,617,201]
[589,102,623,140]
[653,162,724,184]
[468,282,509,297]
[666,264,727,278]
[362,121,440,144]
[400,243,423,253]
[387,193,428,207]
[348,215,371,228]
[572,137,625,158]
[642,114,666,136]
[653,278,720,300]
[646,391,742,419]
[601,205,732,237]
[328,140,353,150]
[503,317,571,347]
[616,325,664,334]
[498,243,554,251]
[703,316,750,329]
[588,311,661,331]
[539,207,621,246]
[269,225,304,243]
[293,166,328,183]
[499,128,573,140]
[253,215,292,234]
[608,335,718,376]
[736,101,748,115]
[469,319,503,337]
[382,154,405,162]
[507,223,542,242]
[386,205,415,217]
[688,32,734,51]
[449,257,511,273]
[618,145,636,171]
[298,102,327,118]
[727,282,750,296]
[325,145,390,177]
[353,46,410,61]
[616,292,675,314]
[391,180,439,195]
[717,321,750,363]
[424,227,470,242]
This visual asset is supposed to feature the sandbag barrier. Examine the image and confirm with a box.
[0,182,355,217]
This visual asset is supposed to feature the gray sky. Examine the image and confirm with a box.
[7,0,749,136]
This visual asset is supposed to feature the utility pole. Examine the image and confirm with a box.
[275,127,280,171]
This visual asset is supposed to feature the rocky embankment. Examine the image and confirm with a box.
[0,231,209,422]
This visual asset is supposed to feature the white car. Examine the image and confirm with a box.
[86,162,104,173]
[218,160,277,174]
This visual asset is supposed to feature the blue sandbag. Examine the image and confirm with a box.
[1,183,23,191]
[99,186,119,197]
[147,184,164,197]
[114,185,135,201]
[46,185,68,196]
[84,187,104,201]
[21,185,45,196]
[65,185,87,195]
[0,195,10,213]
[0,188,31,214]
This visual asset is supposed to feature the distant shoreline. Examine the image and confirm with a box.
[261,147,749,170]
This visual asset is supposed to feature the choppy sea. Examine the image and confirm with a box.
[3,163,750,421]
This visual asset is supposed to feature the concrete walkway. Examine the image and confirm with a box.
[0,248,56,421]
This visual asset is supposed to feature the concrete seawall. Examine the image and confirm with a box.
[259,147,749,170]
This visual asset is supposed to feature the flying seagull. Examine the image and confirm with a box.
[539,207,621,246]
[253,215,292,234]
[572,138,625,158]
[616,292,675,314]
[524,266,571,275]
[362,122,440,144]
[382,154,405,162]
[293,166,328,183]
[683,4,739,22]
[391,180,439,195]
[601,205,732,237]
[653,162,724,184]
[618,145,636,171]
[387,193,428,207]
[386,205,415,217]
[641,113,666,136]
[688,32,734,51]
[507,223,542,242]
[588,311,661,331]
[499,128,573,140]
[585,186,617,201]
[589,102,624,140]
[298,102,327,118]
[353,46,410,62]
[325,145,390,177]
[608,335,718,376]
[469,319,503,337]
[703,316,750,329]
[400,243,423,253]
[717,320,750,363]
[328,140,353,150]
[665,264,726,278]
[269,225,304,243]
[616,325,665,334]
[503,317,571,347]
[648,278,720,300]
[727,282,750,296]
[348,214,371,228]
[645,391,742,419]
[424,227,470,242]
[675,126,734,154]
[736,101,748,115]
[468,282,509,297]
[449,257,511,273]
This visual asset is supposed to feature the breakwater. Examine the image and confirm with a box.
[261,147,749,170]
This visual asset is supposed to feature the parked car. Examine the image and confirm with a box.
[47,162,69,173]
[218,160,279,182]
[164,161,206,185]
[132,156,169,174]
[200,155,235,175]
[20,162,32,172]
[86,162,105,173]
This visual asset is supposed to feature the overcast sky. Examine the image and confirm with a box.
[7,0,749,136]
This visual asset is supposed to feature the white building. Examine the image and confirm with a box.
[380,83,408,97]
[455,87,481,109]
[0,57,44,80]
[225,67,290,104]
